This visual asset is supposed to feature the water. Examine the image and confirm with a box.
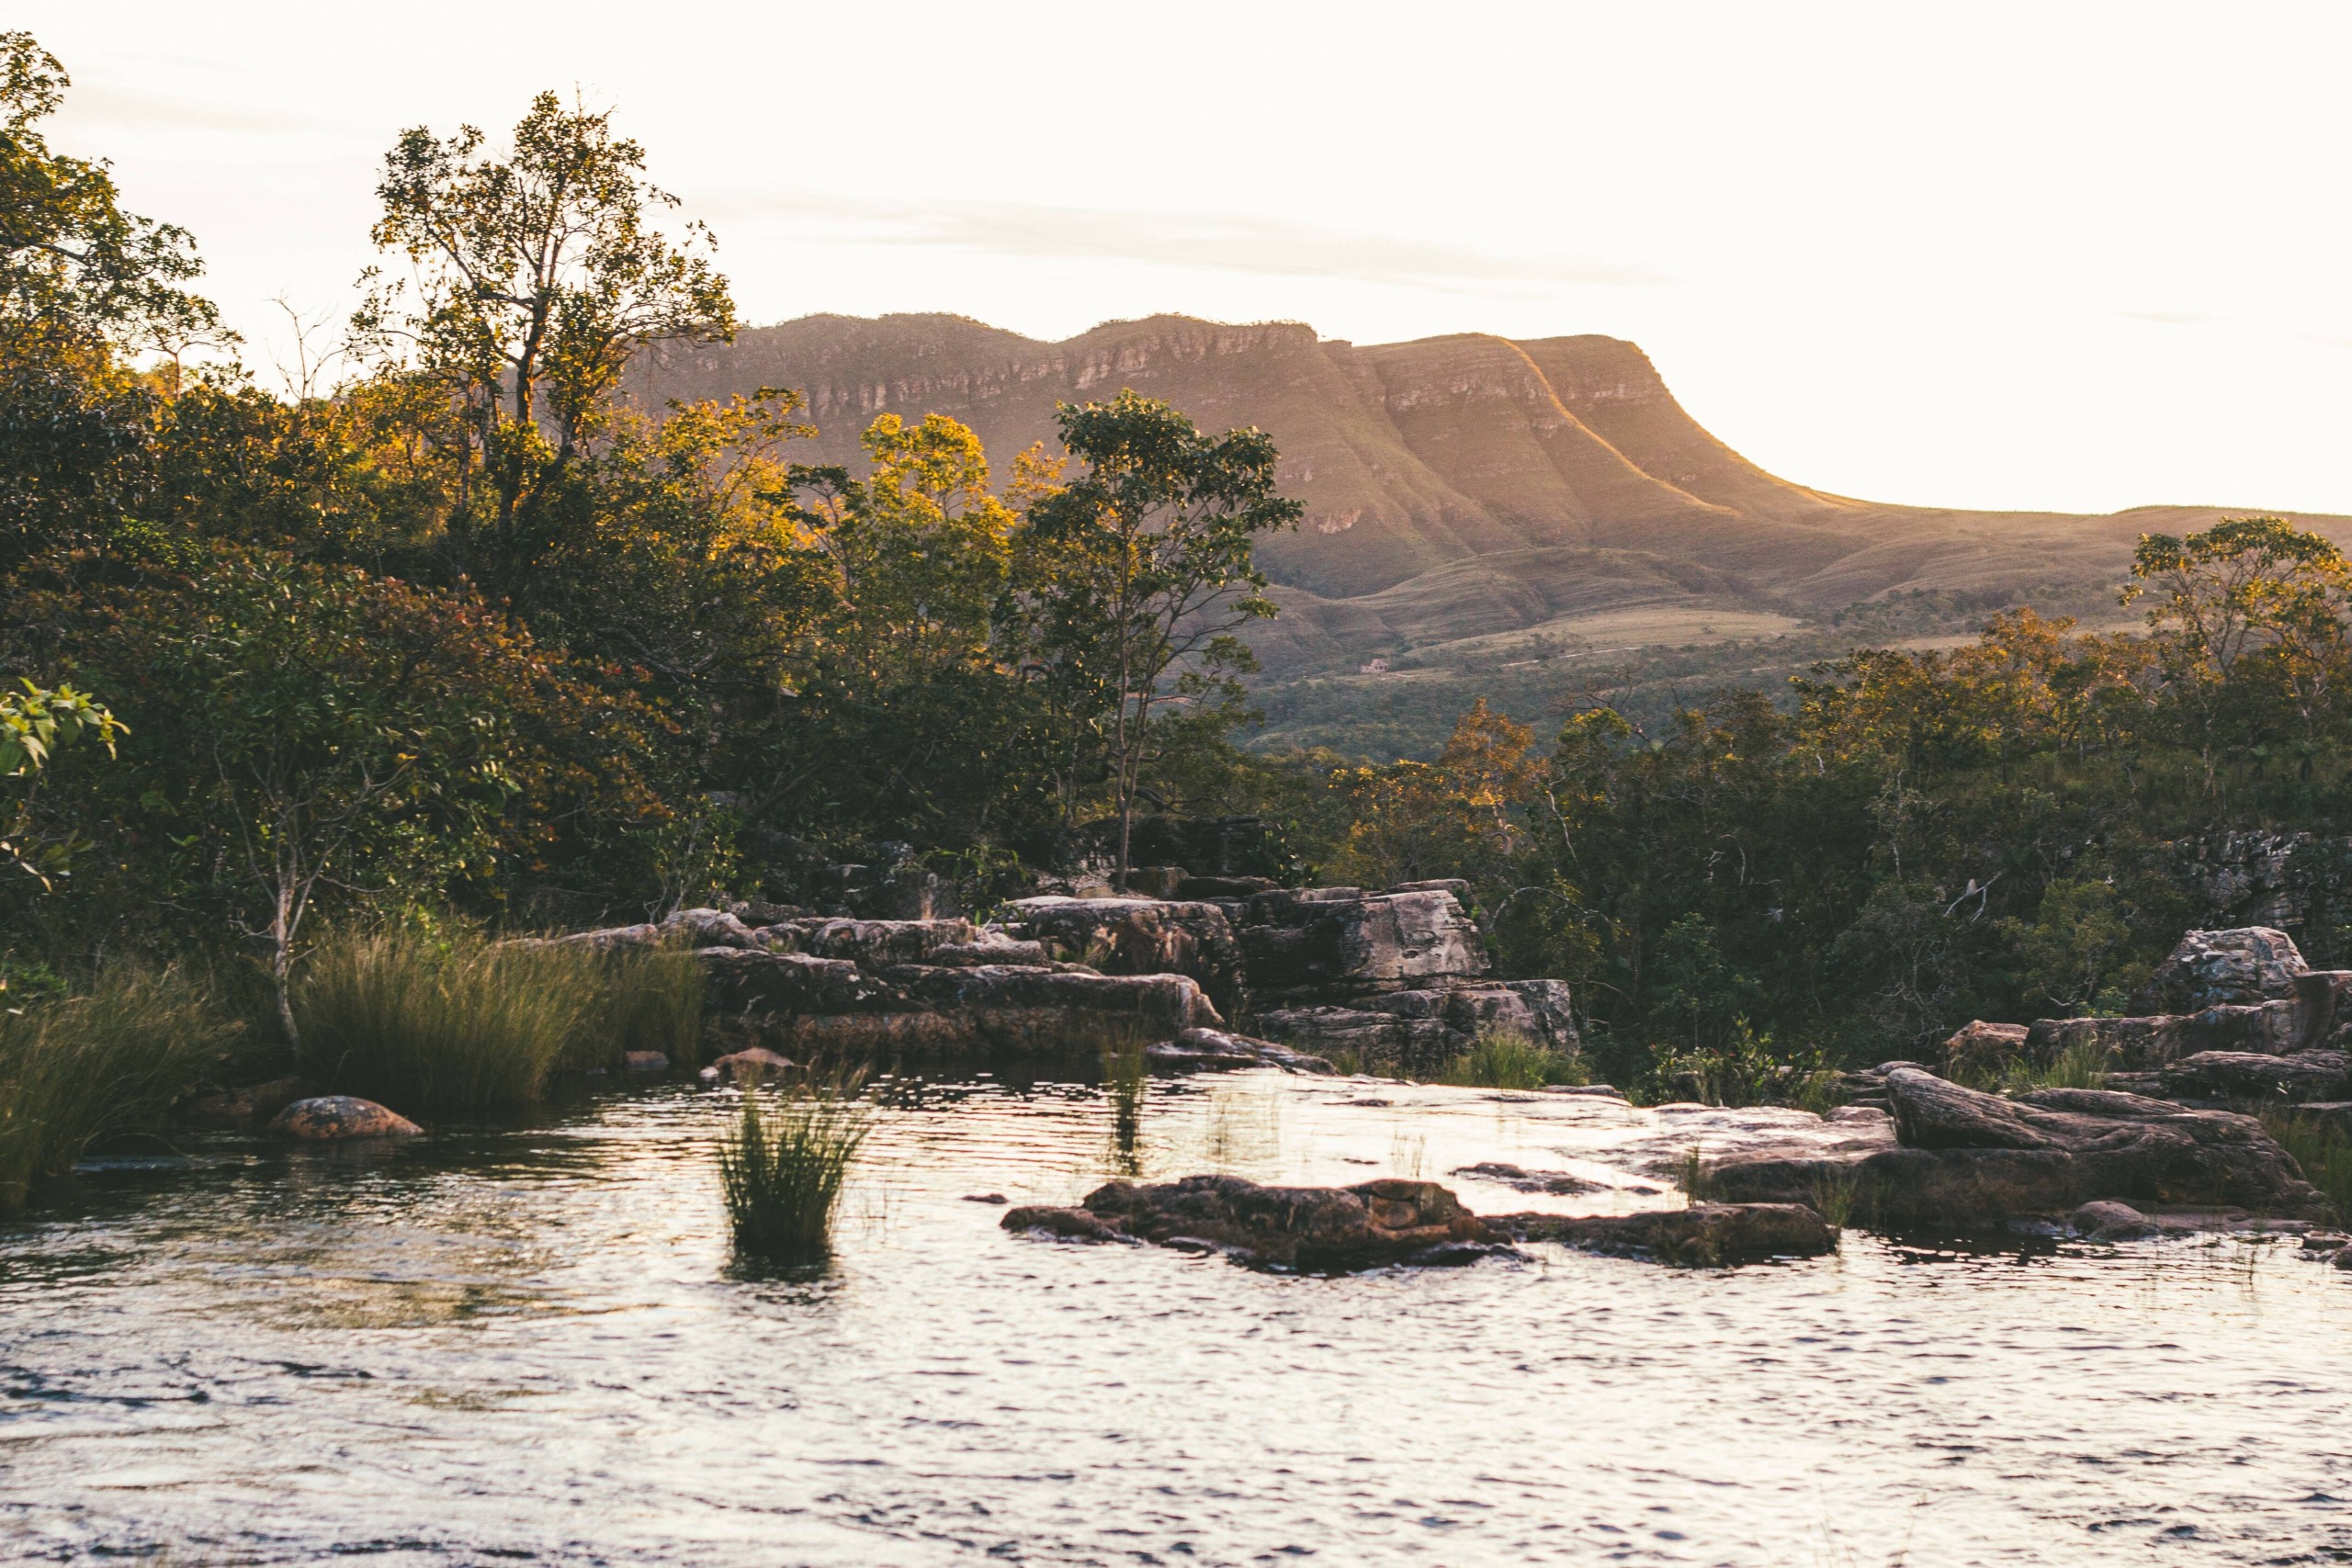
[6,1070,2352,1565]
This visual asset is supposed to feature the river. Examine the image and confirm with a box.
[5,1070,2350,1564]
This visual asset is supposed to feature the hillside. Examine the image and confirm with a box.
[634,313,2350,747]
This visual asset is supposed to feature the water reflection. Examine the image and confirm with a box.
[4,1071,2352,1565]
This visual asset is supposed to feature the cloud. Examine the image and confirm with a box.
[700,189,1672,295]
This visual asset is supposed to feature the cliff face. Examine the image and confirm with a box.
[632,312,2352,673]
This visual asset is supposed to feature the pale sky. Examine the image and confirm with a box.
[24,1,2352,516]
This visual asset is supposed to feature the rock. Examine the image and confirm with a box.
[1003,1174,1496,1270]
[270,1097,422,1141]
[962,1192,1009,1204]
[1144,1027,1335,1074]
[1492,1203,1836,1266]
[623,1051,669,1073]
[1258,980,1581,1074]
[1238,886,1488,1001]
[1122,865,1189,898]
[1177,874,1277,900]
[2070,1200,2161,1241]
[2154,1049,2352,1104]
[764,917,977,966]
[928,938,1048,967]
[700,1046,797,1083]
[1711,1067,2325,1224]
[698,949,890,1018]
[1826,1105,1893,1125]
[521,922,659,952]
[1002,897,1244,1014]
[1449,1162,1606,1196]
[661,907,762,949]
[1943,1020,2030,1079]
[181,1076,321,1129]
[2335,1246,2352,1271]
[2131,926,2309,1015]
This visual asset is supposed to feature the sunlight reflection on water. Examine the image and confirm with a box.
[4,1070,2351,1564]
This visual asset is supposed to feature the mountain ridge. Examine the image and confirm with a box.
[631,312,2351,680]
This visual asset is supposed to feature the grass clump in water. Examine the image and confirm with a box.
[293,928,598,1115]
[718,1077,870,1258]
[2262,1111,2352,1222]
[0,965,237,1210]
[1437,1027,1590,1089]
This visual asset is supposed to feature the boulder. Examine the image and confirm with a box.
[1002,1174,1497,1270]
[699,1046,797,1084]
[1943,1020,2030,1079]
[1710,1067,2326,1224]
[1492,1204,1836,1266]
[1001,897,1243,1013]
[2154,1049,2352,1103]
[2131,926,2309,1015]
[1238,886,1488,1001]
[2071,1200,2160,1241]
[1258,980,1579,1074]
[1256,1002,1456,1072]
[1143,1027,1335,1074]
[270,1097,422,1141]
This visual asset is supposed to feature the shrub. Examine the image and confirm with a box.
[718,1079,869,1258]
[1438,1026,1590,1089]
[293,928,599,1115]
[0,966,237,1210]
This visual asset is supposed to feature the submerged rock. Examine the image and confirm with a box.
[270,1097,422,1141]
[1002,1174,1497,1270]
[2070,1200,2161,1241]
[1492,1204,1836,1266]
[700,1046,796,1084]
[1709,1067,2326,1224]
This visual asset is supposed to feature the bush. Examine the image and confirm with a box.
[0,965,238,1210]
[1438,1027,1589,1089]
[718,1079,869,1258]
[293,928,600,1115]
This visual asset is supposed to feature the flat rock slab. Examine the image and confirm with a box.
[269,1097,421,1141]
[1004,1175,1496,1271]
[1493,1203,1836,1266]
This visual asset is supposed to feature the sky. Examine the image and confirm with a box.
[23,1,2352,516]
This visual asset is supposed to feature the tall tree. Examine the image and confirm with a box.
[354,91,736,592]
[1018,391,1299,883]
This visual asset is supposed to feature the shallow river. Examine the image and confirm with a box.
[6,1070,2352,1566]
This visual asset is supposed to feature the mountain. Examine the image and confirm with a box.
[631,313,2350,685]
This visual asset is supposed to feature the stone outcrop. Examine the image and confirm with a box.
[2130,926,2309,1015]
[1257,980,1578,1075]
[270,1097,422,1141]
[1004,1175,1498,1270]
[1708,1066,2326,1224]
[1941,1021,2029,1080]
[1145,1028,1337,1074]
[1238,886,1488,1001]
[1002,897,1244,1014]
[1492,1204,1836,1266]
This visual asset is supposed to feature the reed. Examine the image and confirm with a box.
[1438,1027,1590,1090]
[1102,1031,1148,1172]
[293,928,597,1115]
[578,944,707,1070]
[1807,1164,1866,1232]
[2262,1111,2352,1223]
[0,965,236,1210]
[718,1078,870,1258]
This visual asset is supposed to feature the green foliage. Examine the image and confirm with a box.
[291,928,599,1115]
[1436,1026,1589,1089]
[2261,1111,2352,1224]
[718,1080,869,1258]
[0,964,237,1210]
[1997,1040,2113,1094]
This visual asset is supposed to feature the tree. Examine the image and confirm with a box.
[0,679,121,891]
[1017,391,1299,883]
[1328,700,1539,891]
[355,91,736,592]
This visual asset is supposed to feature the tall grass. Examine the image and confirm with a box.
[0,966,237,1210]
[718,1078,869,1258]
[1102,1030,1148,1173]
[1999,1040,2110,1095]
[1439,1027,1590,1089]
[293,928,710,1115]
[2263,1111,2352,1223]
[294,930,596,1115]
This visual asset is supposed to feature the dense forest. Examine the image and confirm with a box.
[9,30,2352,1099]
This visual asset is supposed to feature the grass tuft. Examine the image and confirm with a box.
[1999,1039,2110,1095]
[582,944,707,1070]
[718,1077,870,1258]
[2262,1111,2352,1223]
[1438,1027,1590,1089]
[0,965,237,1211]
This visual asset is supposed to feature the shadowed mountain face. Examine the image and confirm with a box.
[633,313,2347,680]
